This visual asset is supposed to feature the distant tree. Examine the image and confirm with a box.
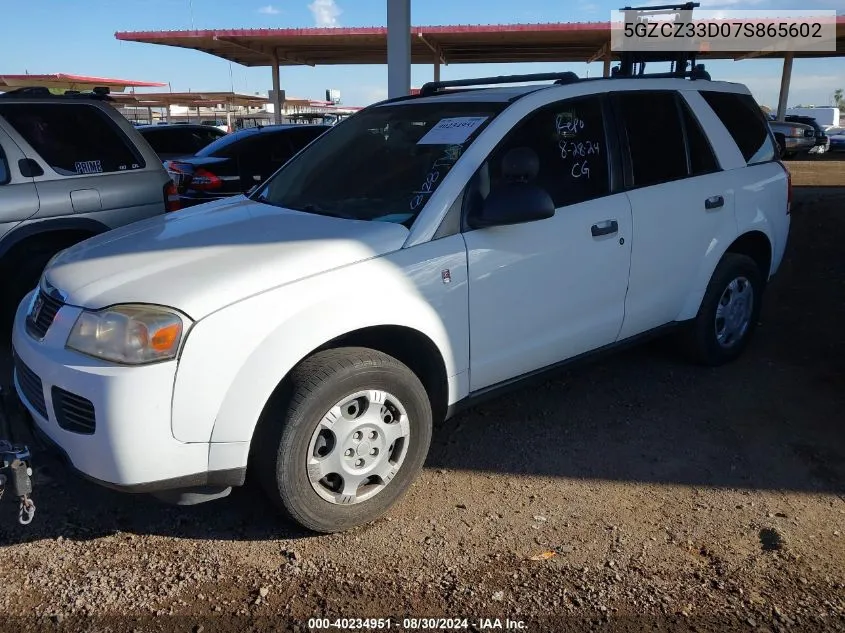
[834,89,844,108]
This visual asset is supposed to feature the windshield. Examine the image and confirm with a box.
[253,101,507,225]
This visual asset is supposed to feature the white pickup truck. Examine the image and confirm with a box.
[12,71,790,533]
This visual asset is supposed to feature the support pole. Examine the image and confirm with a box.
[603,53,611,78]
[387,0,411,98]
[271,53,282,124]
[147,106,153,124]
[776,52,794,122]
[434,56,441,82]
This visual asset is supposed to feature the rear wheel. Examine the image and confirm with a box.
[255,347,433,533]
[682,253,764,366]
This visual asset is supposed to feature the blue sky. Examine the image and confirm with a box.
[2,0,843,108]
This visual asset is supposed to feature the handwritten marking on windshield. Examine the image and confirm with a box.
[555,113,585,136]
[410,145,463,211]
[559,140,601,160]
[553,112,604,180]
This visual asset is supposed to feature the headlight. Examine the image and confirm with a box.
[66,304,189,365]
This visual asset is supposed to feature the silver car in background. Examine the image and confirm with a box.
[0,88,175,330]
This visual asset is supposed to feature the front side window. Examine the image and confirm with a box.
[469,95,610,213]
[0,103,145,176]
[615,91,687,188]
[254,102,507,226]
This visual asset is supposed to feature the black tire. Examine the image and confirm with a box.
[681,253,764,366]
[255,347,433,533]
[774,134,786,158]
[0,247,57,334]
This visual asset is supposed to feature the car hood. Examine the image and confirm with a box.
[45,197,410,319]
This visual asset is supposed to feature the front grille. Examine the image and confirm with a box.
[13,354,47,419]
[52,387,96,435]
[26,290,64,339]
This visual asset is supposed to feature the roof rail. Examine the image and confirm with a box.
[419,71,579,97]
[0,86,115,101]
[614,2,709,80]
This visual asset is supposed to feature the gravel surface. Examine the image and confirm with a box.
[0,168,843,632]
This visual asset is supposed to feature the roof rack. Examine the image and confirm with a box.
[613,2,710,80]
[0,86,115,101]
[419,71,579,97]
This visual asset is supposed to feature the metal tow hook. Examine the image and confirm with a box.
[0,441,35,525]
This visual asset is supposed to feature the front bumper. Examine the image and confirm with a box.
[11,290,242,492]
[784,136,815,153]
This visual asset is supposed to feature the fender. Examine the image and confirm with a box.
[676,222,775,322]
[171,235,470,444]
[0,217,109,260]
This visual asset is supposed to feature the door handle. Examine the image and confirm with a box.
[705,195,724,210]
[591,220,619,237]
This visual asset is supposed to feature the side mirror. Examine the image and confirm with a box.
[467,182,555,229]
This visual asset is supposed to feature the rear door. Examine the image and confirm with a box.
[611,90,735,340]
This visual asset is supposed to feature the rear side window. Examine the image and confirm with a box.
[285,126,328,151]
[0,103,145,176]
[143,128,222,156]
[680,101,719,175]
[197,130,256,158]
[615,91,687,188]
[700,91,776,165]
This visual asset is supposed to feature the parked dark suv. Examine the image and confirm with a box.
[164,124,329,207]
[137,124,227,161]
[784,115,829,154]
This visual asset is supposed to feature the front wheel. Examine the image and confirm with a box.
[255,347,433,533]
[681,253,764,366]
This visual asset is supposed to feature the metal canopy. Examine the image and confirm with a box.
[110,91,269,108]
[0,73,165,92]
[115,20,845,68]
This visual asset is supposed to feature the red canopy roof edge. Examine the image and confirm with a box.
[0,73,165,88]
[115,17,845,41]
[115,22,613,41]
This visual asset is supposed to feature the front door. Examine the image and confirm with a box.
[463,95,633,391]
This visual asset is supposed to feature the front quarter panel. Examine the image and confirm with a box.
[171,234,469,444]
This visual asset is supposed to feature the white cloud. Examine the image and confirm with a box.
[308,0,342,27]
[258,4,280,14]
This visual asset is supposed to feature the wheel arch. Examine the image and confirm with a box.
[677,229,773,321]
[172,277,462,448]
[0,217,109,263]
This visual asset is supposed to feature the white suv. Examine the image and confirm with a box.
[12,72,790,533]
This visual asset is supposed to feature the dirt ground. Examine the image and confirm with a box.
[0,158,843,633]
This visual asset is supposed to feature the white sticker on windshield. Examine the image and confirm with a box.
[417,117,489,145]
